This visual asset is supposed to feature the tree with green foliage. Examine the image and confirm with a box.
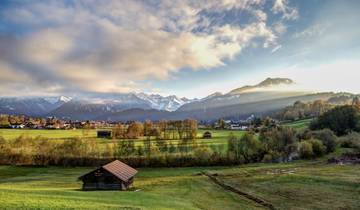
[227,132,239,160]
[238,133,263,163]
[339,132,360,154]
[116,140,135,157]
[267,127,297,161]
[310,105,360,135]
[307,139,326,157]
[310,129,337,153]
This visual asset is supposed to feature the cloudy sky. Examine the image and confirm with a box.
[0,0,359,98]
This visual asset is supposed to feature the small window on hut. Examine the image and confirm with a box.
[94,170,103,177]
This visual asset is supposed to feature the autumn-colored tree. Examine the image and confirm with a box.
[112,123,127,139]
[127,122,144,139]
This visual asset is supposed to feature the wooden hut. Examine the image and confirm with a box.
[78,160,137,190]
[97,130,112,138]
[203,131,212,139]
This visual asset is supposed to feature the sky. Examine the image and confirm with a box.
[0,0,359,98]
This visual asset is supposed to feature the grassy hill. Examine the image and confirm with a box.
[0,161,359,209]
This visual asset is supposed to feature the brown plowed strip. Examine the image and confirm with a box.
[202,172,276,210]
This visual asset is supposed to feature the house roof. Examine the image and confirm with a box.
[102,160,137,182]
[79,160,137,182]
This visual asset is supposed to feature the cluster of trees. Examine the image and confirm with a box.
[0,125,357,167]
[276,100,333,121]
[310,105,360,136]
[112,119,198,140]
[0,131,221,167]
[227,127,338,163]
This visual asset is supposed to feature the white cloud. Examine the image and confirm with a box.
[293,23,329,39]
[0,0,296,96]
[272,59,360,94]
[272,0,298,20]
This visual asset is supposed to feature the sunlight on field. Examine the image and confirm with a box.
[0,129,98,139]
[0,166,261,210]
[0,161,358,209]
[282,119,312,130]
[0,129,245,151]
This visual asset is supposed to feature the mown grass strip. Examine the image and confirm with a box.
[202,171,276,210]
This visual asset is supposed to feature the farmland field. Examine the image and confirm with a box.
[0,128,245,149]
[0,161,359,210]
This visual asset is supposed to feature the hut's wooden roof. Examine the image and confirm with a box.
[79,160,137,182]
[102,160,137,182]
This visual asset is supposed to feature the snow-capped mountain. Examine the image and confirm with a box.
[0,78,356,121]
[0,93,193,118]
[135,93,193,111]
[48,93,194,119]
[0,97,70,116]
[44,96,72,104]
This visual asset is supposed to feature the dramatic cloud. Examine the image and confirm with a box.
[0,0,297,96]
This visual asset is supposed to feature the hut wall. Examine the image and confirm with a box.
[81,168,131,190]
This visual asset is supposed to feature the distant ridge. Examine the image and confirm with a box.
[0,78,358,121]
[229,78,294,94]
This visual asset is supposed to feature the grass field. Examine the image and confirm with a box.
[0,128,245,151]
[0,161,358,209]
[282,118,312,130]
[0,128,98,139]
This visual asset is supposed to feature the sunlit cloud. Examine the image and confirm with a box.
[0,0,296,96]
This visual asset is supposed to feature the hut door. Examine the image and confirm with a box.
[96,176,104,189]
[94,169,104,189]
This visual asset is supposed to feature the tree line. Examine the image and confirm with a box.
[112,119,198,140]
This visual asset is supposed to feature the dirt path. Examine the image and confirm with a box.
[202,172,276,210]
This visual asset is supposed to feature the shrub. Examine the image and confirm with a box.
[299,141,314,159]
[262,154,273,163]
[310,129,337,153]
[339,132,360,147]
[193,146,213,165]
[339,132,360,154]
[307,139,326,157]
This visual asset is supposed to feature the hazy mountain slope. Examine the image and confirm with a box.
[48,100,152,120]
[174,92,337,121]
[0,97,69,116]
[95,92,337,121]
[99,108,171,121]
[178,78,304,112]
[1,78,357,121]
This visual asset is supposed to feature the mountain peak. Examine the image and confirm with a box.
[257,77,294,87]
[228,77,294,95]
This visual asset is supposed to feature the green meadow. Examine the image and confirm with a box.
[0,161,358,209]
[0,128,245,150]
[282,118,312,130]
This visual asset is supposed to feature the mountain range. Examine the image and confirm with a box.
[0,78,358,121]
